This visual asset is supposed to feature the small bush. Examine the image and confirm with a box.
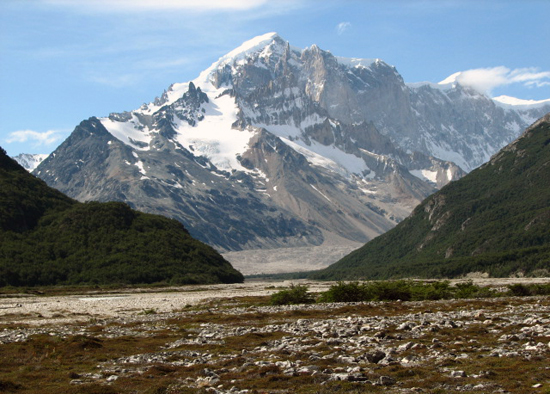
[417,280,452,300]
[139,308,157,315]
[367,280,413,301]
[270,284,315,306]
[507,283,550,297]
[454,280,481,298]
[318,281,370,303]
[531,283,550,295]
[507,283,532,296]
[453,280,498,298]
[318,280,416,303]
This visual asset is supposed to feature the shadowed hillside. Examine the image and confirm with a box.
[0,147,243,286]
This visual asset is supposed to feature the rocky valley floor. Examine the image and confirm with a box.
[1,279,550,393]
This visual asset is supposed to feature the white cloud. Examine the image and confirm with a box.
[87,72,142,88]
[336,22,351,35]
[42,0,270,12]
[6,129,67,146]
[440,67,550,96]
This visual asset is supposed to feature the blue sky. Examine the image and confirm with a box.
[1,0,549,156]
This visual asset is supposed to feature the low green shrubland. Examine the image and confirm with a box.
[270,284,315,305]
[318,280,472,303]
[507,282,550,297]
[271,280,550,305]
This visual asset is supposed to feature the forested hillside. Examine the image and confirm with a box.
[0,147,243,286]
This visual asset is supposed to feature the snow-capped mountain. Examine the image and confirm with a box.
[405,81,549,171]
[12,153,48,172]
[35,33,550,255]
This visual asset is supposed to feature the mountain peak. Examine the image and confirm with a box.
[233,32,282,52]
[438,71,461,86]
[34,33,550,257]
[210,32,286,67]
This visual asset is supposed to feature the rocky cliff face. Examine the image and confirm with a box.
[35,33,550,253]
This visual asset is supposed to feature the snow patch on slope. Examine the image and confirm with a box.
[310,184,332,202]
[172,88,256,173]
[407,81,455,92]
[410,169,438,184]
[424,137,470,172]
[100,114,152,151]
[252,111,367,179]
[281,137,367,177]
[336,56,378,69]
[254,113,326,140]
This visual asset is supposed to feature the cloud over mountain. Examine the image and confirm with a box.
[336,22,352,35]
[440,67,550,95]
[6,129,67,148]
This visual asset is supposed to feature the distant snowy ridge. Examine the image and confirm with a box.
[493,95,550,108]
[12,153,48,172]
[408,77,550,110]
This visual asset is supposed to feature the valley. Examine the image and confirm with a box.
[32,33,550,256]
[2,4,550,394]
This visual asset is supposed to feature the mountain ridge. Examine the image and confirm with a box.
[12,153,48,172]
[34,33,550,258]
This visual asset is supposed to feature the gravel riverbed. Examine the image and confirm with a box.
[1,278,550,393]
[2,279,548,327]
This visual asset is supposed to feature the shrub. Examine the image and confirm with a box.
[317,279,549,305]
[319,280,470,304]
[531,283,550,295]
[411,280,452,300]
[369,280,415,301]
[317,281,371,303]
[507,283,532,296]
[453,280,481,298]
[317,279,550,305]
[452,280,499,298]
[507,283,550,297]
[270,284,315,306]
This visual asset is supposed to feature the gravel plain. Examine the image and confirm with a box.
[1,278,550,326]
[0,280,333,326]
[2,278,550,393]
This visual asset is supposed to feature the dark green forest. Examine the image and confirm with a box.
[312,114,550,280]
[0,147,243,287]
